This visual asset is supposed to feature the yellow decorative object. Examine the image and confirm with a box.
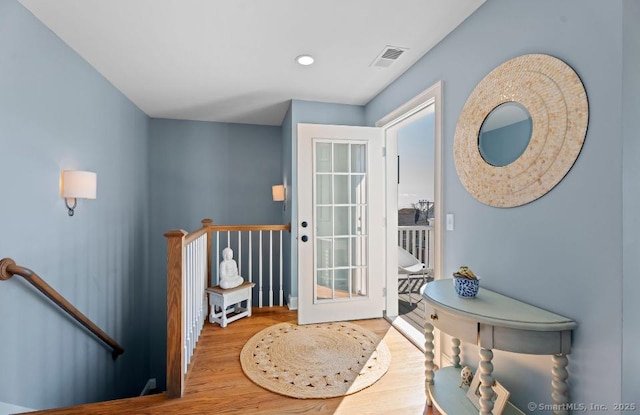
[453,265,477,280]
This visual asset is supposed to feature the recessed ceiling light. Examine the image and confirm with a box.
[296,55,314,66]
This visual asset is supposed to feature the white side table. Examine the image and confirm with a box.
[206,281,255,328]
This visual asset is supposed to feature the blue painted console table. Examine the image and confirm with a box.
[422,279,577,415]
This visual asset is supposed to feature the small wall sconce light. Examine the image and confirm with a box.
[60,170,97,216]
[272,184,286,211]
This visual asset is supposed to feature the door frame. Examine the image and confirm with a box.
[376,81,443,353]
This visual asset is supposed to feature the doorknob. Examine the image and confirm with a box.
[301,235,309,242]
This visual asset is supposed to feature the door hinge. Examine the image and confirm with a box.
[382,147,386,157]
[383,287,386,297]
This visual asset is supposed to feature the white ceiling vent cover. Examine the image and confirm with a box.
[371,46,408,68]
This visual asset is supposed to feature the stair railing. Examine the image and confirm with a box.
[0,258,125,359]
[164,218,290,398]
[164,223,209,399]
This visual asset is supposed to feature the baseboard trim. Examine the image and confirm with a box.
[287,295,298,310]
[140,378,157,396]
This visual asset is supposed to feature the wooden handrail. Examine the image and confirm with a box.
[205,224,291,232]
[184,227,208,245]
[0,258,125,359]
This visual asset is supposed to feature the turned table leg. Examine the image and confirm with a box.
[479,348,495,415]
[424,321,435,406]
[451,338,461,368]
[552,354,570,415]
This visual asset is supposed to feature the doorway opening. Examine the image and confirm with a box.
[396,110,435,332]
[378,82,442,352]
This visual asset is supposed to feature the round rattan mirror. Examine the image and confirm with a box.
[453,54,589,208]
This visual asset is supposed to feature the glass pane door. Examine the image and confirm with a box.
[314,141,368,302]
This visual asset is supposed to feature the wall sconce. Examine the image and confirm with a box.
[272,184,286,211]
[60,170,97,216]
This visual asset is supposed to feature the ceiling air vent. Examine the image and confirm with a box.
[371,46,408,68]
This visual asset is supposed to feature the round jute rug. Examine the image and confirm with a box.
[240,321,391,399]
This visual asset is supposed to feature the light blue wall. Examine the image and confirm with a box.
[622,0,640,405]
[288,100,366,299]
[147,118,283,388]
[0,0,149,410]
[366,0,623,409]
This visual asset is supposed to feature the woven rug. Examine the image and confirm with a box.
[240,322,391,399]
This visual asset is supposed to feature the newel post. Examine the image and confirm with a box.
[165,229,187,399]
[201,218,213,287]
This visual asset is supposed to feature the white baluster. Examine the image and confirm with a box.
[197,237,202,338]
[259,230,263,308]
[186,243,192,364]
[192,242,196,355]
[199,236,206,336]
[215,232,220,286]
[412,230,416,258]
[191,241,195,358]
[279,230,283,306]
[429,227,434,270]
[186,243,191,363]
[248,231,253,283]
[200,235,206,337]
[237,230,242,276]
[269,230,273,307]
[199,236,204,334]
[194,240,198,350]
[192,242,196,354]
[226,231,230,250]
[183,244,189,372]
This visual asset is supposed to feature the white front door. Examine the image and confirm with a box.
[297,123,384,325]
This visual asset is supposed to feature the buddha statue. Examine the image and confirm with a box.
[219,247,244,289]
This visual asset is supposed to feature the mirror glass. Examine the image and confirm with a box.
[478,102,532,167]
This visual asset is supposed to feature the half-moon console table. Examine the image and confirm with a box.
[422,279,577,415]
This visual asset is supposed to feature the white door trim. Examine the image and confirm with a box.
[376,81,443,367]
[377,81,443,286]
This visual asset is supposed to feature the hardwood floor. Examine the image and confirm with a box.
[30,307,435,415]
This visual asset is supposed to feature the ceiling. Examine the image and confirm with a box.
[19,0,485,126]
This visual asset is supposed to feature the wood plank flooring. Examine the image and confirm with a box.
[29,307,435,415]
[398,278,428,334]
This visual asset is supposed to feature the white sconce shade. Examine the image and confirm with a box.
[61,170,97,216]
[61,170,97,199]
[272,184,285,202]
